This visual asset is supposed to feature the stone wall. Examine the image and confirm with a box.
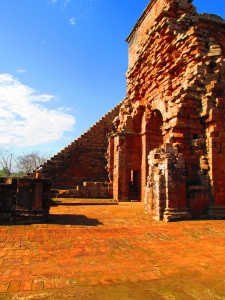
[108,0,225,220]
[0,178,51,223]
[52,181,110,199]
[127,0,173,68]
[33,103,121,189]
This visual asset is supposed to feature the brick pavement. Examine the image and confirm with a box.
[1,201,225,299]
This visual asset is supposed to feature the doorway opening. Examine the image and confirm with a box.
[129,170,140,201]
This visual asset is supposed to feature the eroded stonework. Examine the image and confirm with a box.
[0,178,51,223]
[107,0,225,220]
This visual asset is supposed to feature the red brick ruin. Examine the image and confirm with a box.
[0,178,51,223]
[5,0,225,222]
[107,0,225,221]
[43,0,225,220]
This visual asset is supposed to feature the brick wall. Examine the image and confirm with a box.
[127,0,173,68]
[0,178,51,224]
[38,102,122,188]
[109,0,225,220]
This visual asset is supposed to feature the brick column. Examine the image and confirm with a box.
[113,135,129,201]
[145,144,192,221]
[207,131,225,218]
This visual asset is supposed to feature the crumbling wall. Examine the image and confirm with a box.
[0,178,51,223]
[127,0,173,68]
[33,103,121,189]
[108,0,225,220]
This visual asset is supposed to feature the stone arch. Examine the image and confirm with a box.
[150,98,167,121]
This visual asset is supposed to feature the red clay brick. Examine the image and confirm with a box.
[7,280,21,292]
[0,282,9,293]
[31,280,44,291]
[144,271,160,280]
[19,280,32,291]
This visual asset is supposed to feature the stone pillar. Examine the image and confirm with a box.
[207,132,225,219]
[145,144,192,221]
[144,153,167,220]
[141,132,150,202]
[112,132,141,201]
[113,135,129,201]
[163,145,192,221]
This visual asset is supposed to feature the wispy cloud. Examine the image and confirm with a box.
[69,17,76,25]
[17,69,26,74]
[0,74,75,147]
[64,0,70,7]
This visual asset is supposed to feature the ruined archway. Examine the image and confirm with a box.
[140,109,164,201]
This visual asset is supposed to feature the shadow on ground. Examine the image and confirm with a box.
[48,214,103,226]
[50,198,118,206]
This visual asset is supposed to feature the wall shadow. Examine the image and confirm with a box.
[48,214,103,226]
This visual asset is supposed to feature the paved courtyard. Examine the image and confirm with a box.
[1,201,225,299]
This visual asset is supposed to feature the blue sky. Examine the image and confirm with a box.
[0,0,224,156]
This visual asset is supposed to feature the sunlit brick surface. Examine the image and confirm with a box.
[1,202,225,299]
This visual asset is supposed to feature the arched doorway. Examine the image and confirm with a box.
[140,109,163,201]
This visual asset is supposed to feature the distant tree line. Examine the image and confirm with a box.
[0,148,52,177]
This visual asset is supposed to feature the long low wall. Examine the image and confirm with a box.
[51,181,111,199]
[0,177,51,224]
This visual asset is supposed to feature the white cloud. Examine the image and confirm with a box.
[0,74,75,147]
[57,107,66,111]
[17,69,26,74]
[64,0,70,7]
[69,17,76,25]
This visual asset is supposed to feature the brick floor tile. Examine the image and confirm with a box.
[55,278,67,289]
[63,272,81,278]
[79,265,90,273]
[162,268,180,276]
[7,280,21,292]
[1,269,10,276]
[31,280,44,291]
[65,278,78,287]
[97,264,109,272]
[98,275,111,285]
[1,202,225,298]
[21,268,31,276]
[136,272,151,281]
[0,250,6,257]
[0,282,9,293]
[144,271,160,280]
[103,269,124,275]
[31,266,60,277]
[77,276,89,286]
[87,275,99,286]
[43,278,56,290]
[127,273,140,283]
[0,242,5,248]
[10,268,22,277]
[19,280,32,291]
[88,264,101,272]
